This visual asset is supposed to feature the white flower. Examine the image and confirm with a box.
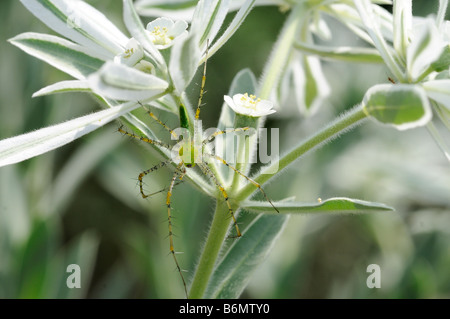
[146,17,188,49]
[224,93,276,117]
[114,38,144,66]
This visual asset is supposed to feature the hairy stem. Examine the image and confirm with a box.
[237,104,368,201]
[188,200,234,299]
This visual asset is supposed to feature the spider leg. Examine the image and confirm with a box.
[195,40,209,120]
[198,163,241,238]
[204,153,279,214]
[137,159,173,198]
[202,127,251,147]
[118,126,172,150]
[166,162,188,297]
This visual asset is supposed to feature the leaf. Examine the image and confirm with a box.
[191,0,230,48]
[294,42,384,64]
[135,0,198,20]
[422,79,450,111]
[204,214,289,299]
[354,0,404,80]
[407,18,445,81]
[0,101,141,167]
[33,80,90,97]
[392,0,412,60]
[169,33,201,93]
[122,0,165,69]
[241,197,394,214]
[205,0,256,62]
[362,83,432,130]
[87,61,168,101]
[20,0,128,57]
[9,33,105,80]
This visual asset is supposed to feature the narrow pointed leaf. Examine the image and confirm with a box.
[204,214,289,299]
[241,197,394,214]
[20,0,128,56]
[9,33,105,79]
[392,0,412,60]
[294,42,383,63]
[204,0,256,62]
[0,101,140,167]
[33,80,90,97]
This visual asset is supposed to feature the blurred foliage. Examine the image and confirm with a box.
[0,0,449,299]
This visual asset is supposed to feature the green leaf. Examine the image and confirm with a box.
[9,33,105,79]
[406,18,444,81]
[294,42,384,63]
[88,61,168,100]
[20,0,128,56]
[33,80,90,97]
[169,33,201,93]
[362,84,432,130]
[430,45,450,73]
[191,0,230,48]
[0,101,141,167]
[204,0,256,62]
[204,214,289,299]
[241,197,394,214]
[423,79,450,111]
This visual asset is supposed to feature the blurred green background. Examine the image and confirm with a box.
[0,0,449,298]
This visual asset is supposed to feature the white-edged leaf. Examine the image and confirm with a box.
[407,18,445,81]
[0,101,140,167]
[169,33,201,93]
[20,0,128,57]
[135,0,197,20]
[204,214,289,299]
[122,0,165,69]
[292,54,330,115]
[88,61,168,100]
[294,42,383,63]
[362,83,432,130]
[191,0,231,48]
[241,197,394,214]
[393,0,412,60]
[354,0,404,80]
[204,0,256,62]
[9,33,105,79]
[422,79,450,110]
[33,80,90,97]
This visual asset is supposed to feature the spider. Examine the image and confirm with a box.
[117,44,278,297]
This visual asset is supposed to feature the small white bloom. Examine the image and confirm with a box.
[224,93,276,117]
[146,17,188,49]
[114,38,144,66]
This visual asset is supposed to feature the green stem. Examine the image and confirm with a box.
[236,104,368,201]
[258,4,305,99]
[188,200,234,299]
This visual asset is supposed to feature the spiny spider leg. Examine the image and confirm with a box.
[118,126,172,150]
[197,162,241,238]
[202,127,251,147]
[137,159,172,198]
[195,40,209,120]
[166,162,188,297]
[204,153,279,214]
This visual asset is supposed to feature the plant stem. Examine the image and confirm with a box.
[258,4,305,99]
[188,200,233,299]
[236,105,368,201]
